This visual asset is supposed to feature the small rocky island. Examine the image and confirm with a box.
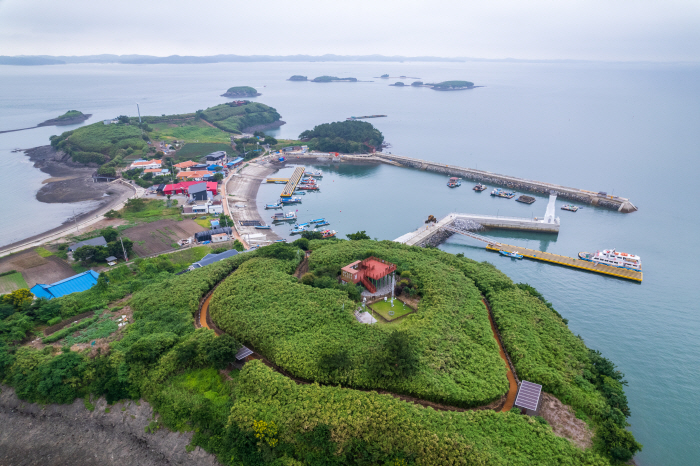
[288,75,308,81]
[220,86,261,98]
[430,80,475,91]
[312,76,358,83]
[390,82,405,86]
[38,110,91,127]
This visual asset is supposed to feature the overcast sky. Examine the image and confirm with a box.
[1,0,699,61]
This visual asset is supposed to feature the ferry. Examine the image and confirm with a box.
[265,203,282,209]
[561,204,579,212]
[578,249,642,271]
[321,229,336,239]
[491,188,516,199]
[280,197,302,204]
[272,211,297,222]
[499,250,523,259]
[447,177,462,188]
[473,183,487,192]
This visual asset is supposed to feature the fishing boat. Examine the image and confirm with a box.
[491,188,516,199]
[304,170,323,177]
[296,222,310,228]
[275,239,288,243]
[280,197,302,204]
[297,185,319,190]
[272,211,297,222]
[447,177,462,188]
[499,250,523,259]
[255,225,271,230]
[316,221,330,227]
[274,180,287,184]
[301,177,317,183]
[310,218,325,224]
[321,229,336,239]
[578,249,642,271]
[290,225,307,235]
[292,190,306,195]
[561,204,579,212]
[473,183,487,191]
[516,195,536,204]
[265,203,282,209]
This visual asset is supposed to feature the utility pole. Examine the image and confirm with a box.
[73,209,79,232]
[120,237,128,262]
[136,103,143,137]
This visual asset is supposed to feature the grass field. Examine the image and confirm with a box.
[35,247,54,258]
[120,199,182,224]
[0,272,29,294]
[369,298,415,321]
[151,121,231,145]
[173,142,234,163]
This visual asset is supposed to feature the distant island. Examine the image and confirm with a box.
[411,81,423,86]
[288,75,308,81]
[312,76,358,83]
[430,80,475,90]
[221,86,261,98]
[38,110,91,127]
[299,120,383,153]
[390,82,405,87]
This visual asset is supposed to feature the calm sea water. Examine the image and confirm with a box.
[1,61,699,465]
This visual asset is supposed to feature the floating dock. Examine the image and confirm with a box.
[485,243,642,282]
[280,167,306,198]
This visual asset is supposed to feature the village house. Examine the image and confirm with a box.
[173,160,198,170]
[175,170,213,181]
[129,159,162,170]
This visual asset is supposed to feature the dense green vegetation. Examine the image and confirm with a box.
[0,239,637,464]
[222,86,260,96]
[50,122,147,165]
[175,142,234,160]
[54,110,86,120]
[431,80,475,90]
[312,76,358,82]
[200,102,281,134]
[288,75,308,81]
[150,121,231,145]
[299,120,384,153]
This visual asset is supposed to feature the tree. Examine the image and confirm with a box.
[301,231,323,240]
[346,231,370,241]
[232,239,245,251]
[372,330,419,378]
[213,173,224,182]
[124,198,146,212]
[1,289,33,308]
[117,115,129,124]
[292,238,309,250]
[101,227,119,242]
[108,238,133,259]
[204,334,240,369]
[73,245,109,263]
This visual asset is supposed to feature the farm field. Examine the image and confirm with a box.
[123,219,205,257]
[173,142,234,162]
[0,249,75,289]
[151,120,231,145]
[0,272,29,294]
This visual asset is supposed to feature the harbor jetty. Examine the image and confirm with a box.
[373,153,637,213]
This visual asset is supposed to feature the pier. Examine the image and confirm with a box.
[280,167,305,198]
[374,153,636,212]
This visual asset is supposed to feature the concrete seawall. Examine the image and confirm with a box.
[374,154,637,213]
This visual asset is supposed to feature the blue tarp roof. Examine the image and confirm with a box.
[190,249,239,269]
[228,157,244,165]
[207,164,223,170]
[30,270,100,300]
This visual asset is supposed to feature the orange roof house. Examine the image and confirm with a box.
[129,159,162,169]
[341,257,397,293]
[173,160,198,169]
[176,170,213,180]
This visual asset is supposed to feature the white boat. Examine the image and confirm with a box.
[265,203,282,209]
[304,170,323,177]
[578,249,642,271]
[272,211,297,222]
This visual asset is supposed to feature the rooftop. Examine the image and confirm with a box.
[30,270,100,300]
[69,236,107,251]
[190,248,239,268]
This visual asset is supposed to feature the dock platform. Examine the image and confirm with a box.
[486,243,643,282]
[280,167,305,198]
[265,178,290,183]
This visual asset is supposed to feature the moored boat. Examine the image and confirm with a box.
[297,185,319,190]
[561,204,579,212]
[516,195,536,204]
[304,170,323,177]
[447,177,462,188]
[316,221,330,227]
[255,225,271,230]
[321,229,336,238]
[578,249,642,271]
[310,218,325,223]
[265,203,282,209]
[280,197,302,204]
[491,188,516,199]
[499,250,523,259]
[290,225,307,235]
[272,211,297,222]
[473,183,487,191]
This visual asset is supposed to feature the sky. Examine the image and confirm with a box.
[1,0,699,62]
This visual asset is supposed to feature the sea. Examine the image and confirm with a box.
[1,60,699,465]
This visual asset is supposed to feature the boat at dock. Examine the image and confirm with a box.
[303,170,323,177]
[447,177,462,188]
[316,221,330,227]
[578,249,642,271]
[561,204,579,212]
[473,183,487,191]
[255,225,271,230]
[290,225,308,235]
[265,203,282,209]
[280,197,302,204]
[297,185,319,190]
[516,195,536,204]
[499,250,523,259]
[272,211,297,222]
[321,229,336,238]
[491,188,516,199]
[310,218,326,224]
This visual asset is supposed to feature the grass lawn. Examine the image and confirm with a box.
[120,199,182,224]
[369,298,415,321]
[151,121,231,145]
[35,247,54,258]
[0,272,29,294]
[174,142,234,162]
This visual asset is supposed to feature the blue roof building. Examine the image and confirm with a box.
[188,249,239,270]
[207,164,223,171]
[30,270,100,300]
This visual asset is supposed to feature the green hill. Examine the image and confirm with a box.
[431,80,475,90]
[298,120,383,153]
[221,86,261,97]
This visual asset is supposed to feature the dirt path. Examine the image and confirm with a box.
[482,298,519,411]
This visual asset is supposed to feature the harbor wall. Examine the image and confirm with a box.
[454,214,560,233]
[373,154,637,213]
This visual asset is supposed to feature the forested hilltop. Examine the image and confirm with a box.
[299,120,384,153]
[221,86,261,97]
[0,239,639,465]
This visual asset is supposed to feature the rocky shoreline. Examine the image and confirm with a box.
[0,385,219,466]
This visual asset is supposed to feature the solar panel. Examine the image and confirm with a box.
[239,220,262,226]
[515,380,542,412]
[235,346,254,361]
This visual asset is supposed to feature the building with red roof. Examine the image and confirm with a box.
[341,257,397,293]
[163,181,218,195]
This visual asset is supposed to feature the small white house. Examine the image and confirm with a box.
[192,205,208,214]
[207,204,223,214]
[211,233,229,243]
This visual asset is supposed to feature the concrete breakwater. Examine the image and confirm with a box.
[373,153,637,213]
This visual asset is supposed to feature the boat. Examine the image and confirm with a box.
[304,170,323,177]
[491,188,516,199]
[255,225,271,230]
[280,197,302,204]
[310,218,325,223]
[265,203,282,209]
[316,221,330,227]
[290,225,307,235]
[321,229,336,238]
[561,204,579,212]
[272,211,297,222]
[275,239,287,243]
[274,181,287,184]
[297,185,319,190]
[293,191,306,195]
[346,115,387,120]
[516,195,536,204]
[296,222,310,227]
[499,250,523,259]
[473,183,487,191]
[447,177,462,188]
[578,249,642,271]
